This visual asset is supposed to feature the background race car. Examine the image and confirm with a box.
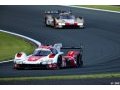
[45,10,85,28]
[14,43,83,70]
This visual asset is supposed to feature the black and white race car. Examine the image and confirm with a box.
[44,11,85,28]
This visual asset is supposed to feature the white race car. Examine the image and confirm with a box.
[13,43,83,69]
[45,11,85,29]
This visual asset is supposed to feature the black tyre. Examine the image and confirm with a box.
[45,17,49,26]
[53,18,57,28]
[76,54,83,67]
[57,55,62,69]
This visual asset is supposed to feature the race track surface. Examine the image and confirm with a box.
[0,5,120,79]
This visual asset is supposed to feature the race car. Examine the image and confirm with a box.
[44,10,85,28]
[13,43,83,69]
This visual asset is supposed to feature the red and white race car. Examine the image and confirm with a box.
[45,10,85,28]
[13,43,83,69]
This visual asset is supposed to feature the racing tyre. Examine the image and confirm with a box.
[45,17,49,26]
[53,18,57,28]
[56,55,62,69]
[76,54,83,67]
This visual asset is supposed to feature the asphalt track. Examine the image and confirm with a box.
[0,5,120,84]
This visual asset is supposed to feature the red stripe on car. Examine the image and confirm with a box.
[28,56,43,61]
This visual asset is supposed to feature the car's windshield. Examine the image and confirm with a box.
[60,15,75,19]
[33,50,51,56]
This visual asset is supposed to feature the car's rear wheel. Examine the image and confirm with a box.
[76,54,83,67]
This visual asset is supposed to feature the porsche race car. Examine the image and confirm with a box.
[13,43,83,69]
[45,10,85,28]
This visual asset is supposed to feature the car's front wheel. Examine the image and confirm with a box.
[56,55,62,69]
[53,18,58,28]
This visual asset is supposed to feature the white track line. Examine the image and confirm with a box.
[0,29,41,64]
[63,5,120,14]
[0,60,13,64]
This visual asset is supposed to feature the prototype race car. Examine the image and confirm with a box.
[45,10,85,28]
[13,43,83,69]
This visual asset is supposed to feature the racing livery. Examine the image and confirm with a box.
[45,11,85,28]
[13,43,83,69]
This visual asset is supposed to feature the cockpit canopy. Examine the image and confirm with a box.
[59,14,75,19]
[33,48,58,56]
[33,49,51,56]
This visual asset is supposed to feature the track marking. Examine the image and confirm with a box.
[63,5,120,14]
[0,60,13,64]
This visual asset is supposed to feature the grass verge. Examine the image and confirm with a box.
[77,5,120,12]
[0,73,120,81]
[0,32,36,61]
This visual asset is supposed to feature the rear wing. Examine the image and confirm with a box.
[45,10,72,14]
[53,43,83,54]
[53,43,62,52]
[61,46,83,54]
[45,11,59,14]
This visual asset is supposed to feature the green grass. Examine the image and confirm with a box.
[0,73,120,81]
[0,32,36,61]
[77,5,120,12]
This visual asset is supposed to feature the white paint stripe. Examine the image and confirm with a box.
[0,60,13,64]
[63,5,120,14]
[0,29,41,63]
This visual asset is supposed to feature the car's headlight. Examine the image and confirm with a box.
[58,21,65,25]
[58,20,65,23]
[77,23,83,25]
[58,23,65,25]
